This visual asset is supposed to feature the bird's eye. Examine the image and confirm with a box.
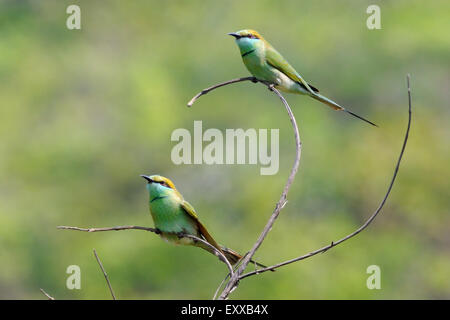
[161,181,170,188]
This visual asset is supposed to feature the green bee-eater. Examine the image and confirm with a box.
[141,174,267,268]
[228,29,377,126]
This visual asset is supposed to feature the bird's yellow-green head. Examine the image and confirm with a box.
[228,29,264,54]
[140,174,180,199]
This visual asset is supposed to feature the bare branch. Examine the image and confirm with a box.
[57,225,233,275]
[57,225,160,234]
[93,249,116,300]
[39,288,55,300]
[239,74,412,279]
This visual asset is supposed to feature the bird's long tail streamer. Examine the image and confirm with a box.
[311,93,378,127]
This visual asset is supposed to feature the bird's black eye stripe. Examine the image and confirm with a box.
[158,181,171,188]
[235,34,258,40]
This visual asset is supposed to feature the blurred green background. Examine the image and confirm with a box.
[0,0,449,299]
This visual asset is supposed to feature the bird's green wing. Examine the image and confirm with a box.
[180,200,199,220]
[265,45,319,94]
[180,200,223,253]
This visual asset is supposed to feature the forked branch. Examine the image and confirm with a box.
[187,74,411,299]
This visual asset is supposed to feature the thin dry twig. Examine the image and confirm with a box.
[187,76,257,107]
[57,225,160,234]
[187,79,302,300]
[93,249,116,300]
[40,288,55,300]
[238,74,412,279]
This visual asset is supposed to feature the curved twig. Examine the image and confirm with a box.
[187,76,257,107]
[220,85,301,299]
[239,74,412,279]
[187,78,302,300]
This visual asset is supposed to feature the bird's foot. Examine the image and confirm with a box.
[176,232,185,239]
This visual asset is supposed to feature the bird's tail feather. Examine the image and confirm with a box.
[311,93,378,127]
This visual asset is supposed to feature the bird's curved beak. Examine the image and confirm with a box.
[227,32,240,39]
[140,175,153,183]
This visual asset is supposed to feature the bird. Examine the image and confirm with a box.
[228,29,377,127]
[140,174,269,268]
